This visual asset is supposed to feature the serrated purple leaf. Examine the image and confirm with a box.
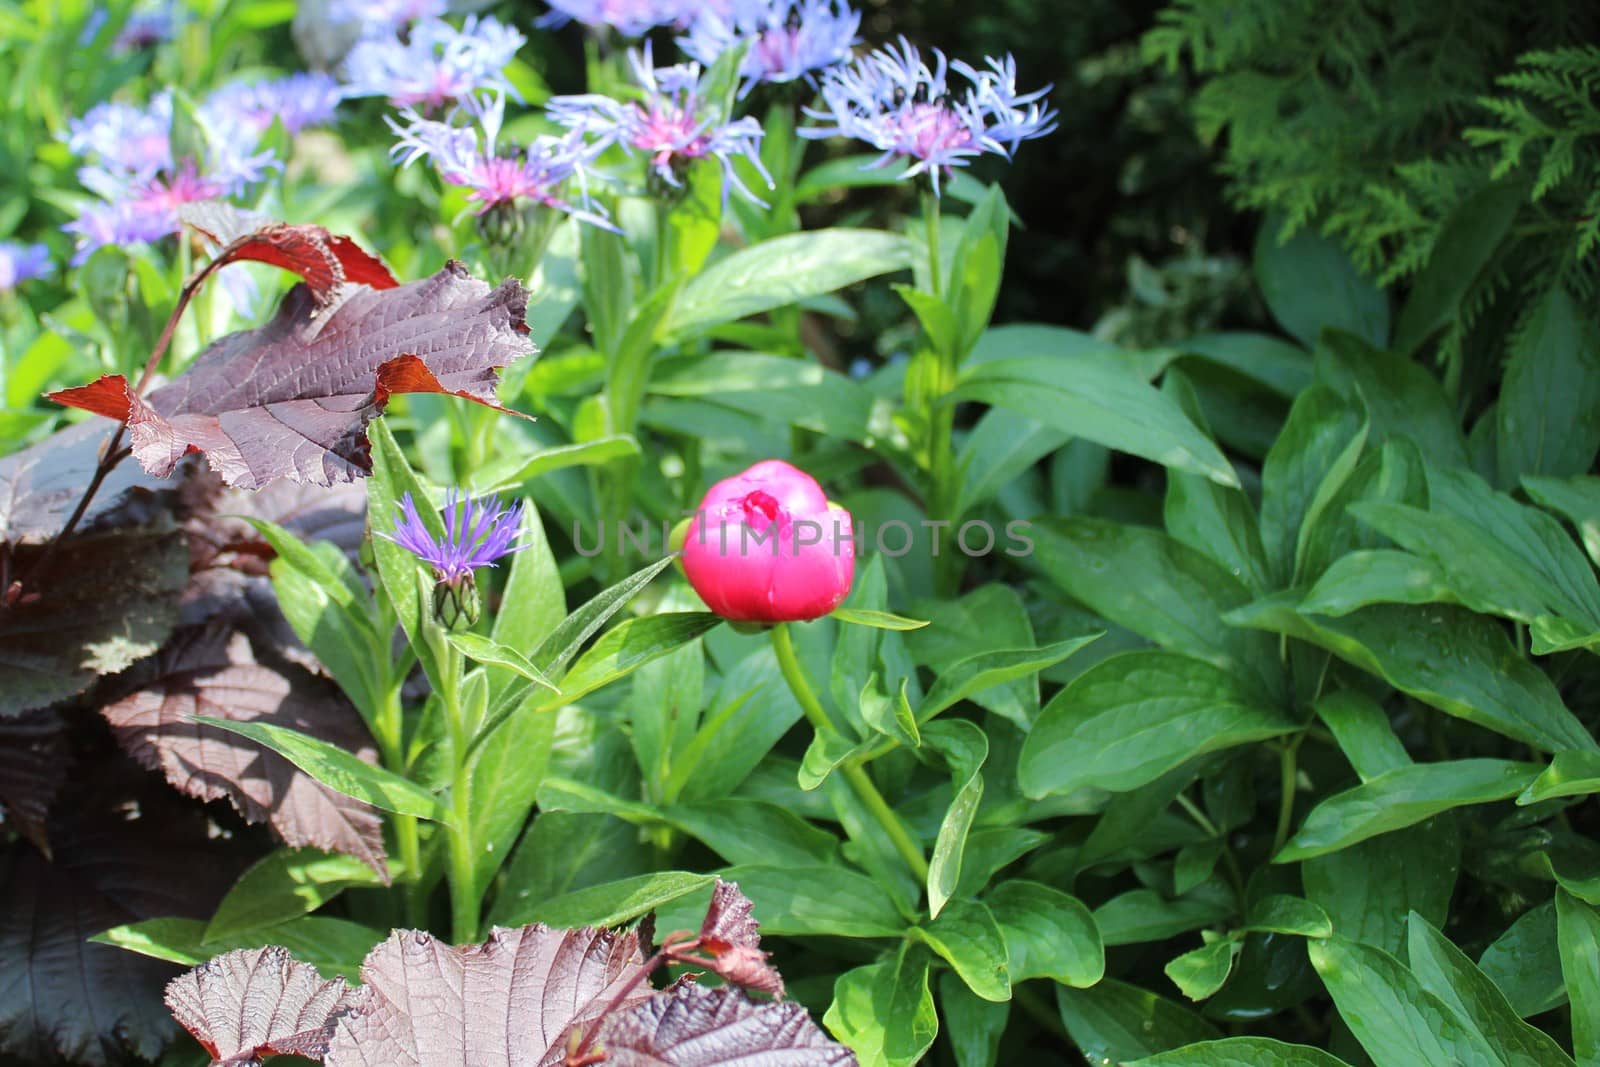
[598,984,857,1066]
[166,945,353,1066]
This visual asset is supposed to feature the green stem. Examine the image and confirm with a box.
[769,624,930,884]
[439,644,479,943]
[923,189,943,299]
[376,680,425,928]
[1272,736,1303,857]
[920,191,961,596]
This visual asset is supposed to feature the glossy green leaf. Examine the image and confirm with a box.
[545,612,721,707]
[94,915,384,981]
[1277,759,1540,862]
[445,631,559,691]
[470,436,641,495]
[918,634,1100,725]
[668,230,915,337]
[506,870,715,928]
[1228,597,1596,754]
[1260,386,1365,584]
[1056,980,1222,1064]
[925,720,987,919]
[909,898,1011,1002]
[1298,549,1456,616]
[1315,332,1469,469]
[1308,936,1499,1067]
[823,947,937,1067]
[204,849,386,944]
[1393,182,1523,355]
[1165,938,1238,1001]
[938,971,1008,1067]
[190,716,448,822]
[831,608,930,631]
[1130,1037,1355,1067]
[1314,689,1411,781]
[1521,751,1600,805]
[1094,887,1234,947]
[1406,911,1576,1066]
[1558,889,1600,1067]
[1498,284,1600,486]
[1020,651,1296,797]
[367,418,448,691]
[717,864,906,937]
[1304,817,1460,958]
[1524,474,1600,570]
[1246,896,1333,938]
[954,353,1238,485]
[985,880,1103,987]
[860,673,919,748]
[1480,901,1567,1019]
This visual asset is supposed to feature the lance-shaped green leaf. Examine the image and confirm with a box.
[547,612,722,708]
[1520,751,1600,805]
[1276,760,1540,862]
[1056,980,1222,1064]
[444,632,560,691]
[1245,896,1333,938]
[1020,651,1297,798]
[831,608,930,631]
[1480,901,1567,1019]
[925,720,988,919]
[861,672,920,748]
[204,849,388,943]
[470,435,641,495]
[1406,912,1576,1067]
[918,633,1102,724]
[192,716,448,823]
[368,418,448,691]
[1314,689,1411,782]
[1129,1038,1355,1066]
[504,871,716,928]
[1558,889,1600,1067]
[1228,596,1597,754]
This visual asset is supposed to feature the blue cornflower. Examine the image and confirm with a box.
[801,37,1057,195]
[326,0,447,32]
[381,490,526,584]
[341,15,524,110]
[0,242,51,290]
[203,73,344,137]
[548,42,772,205]
[388,92,619,230]
[62,90,279,264]
[536,0,702,37]
[679,0,859,97]
[81,1,179,53]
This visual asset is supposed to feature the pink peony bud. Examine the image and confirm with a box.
[681,459,855,623]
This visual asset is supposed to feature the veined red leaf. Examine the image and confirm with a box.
[598,984,858,1065]
[324,924,652,1066]
[180,200,398,304]
[49,262,534,489]
[689,879,785,998]
[100,625,388,876]
[165,946,353,1067]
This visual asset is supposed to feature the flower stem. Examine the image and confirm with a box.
[769,624,929,884]
[439,643,480,943]
[1272,735,1303,857]
[920,190,961,596]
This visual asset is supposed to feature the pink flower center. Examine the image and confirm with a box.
[631,104,709,163]
[752,28,802,75]
[888,102,973,161]
[144,161,224,212]
[740,490,783,531]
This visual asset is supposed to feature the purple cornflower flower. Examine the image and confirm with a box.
[801,37,1057,195]
[341,15,524,110]
[382,490,525,582]
[388,92,619,230]
[536,0,695,37]
[203,73,344,136]
[679,0,859,97]
[548,42,772,205]
[81,2,179,53]
[0,242,51,290]
[326,0,447,32]
[62,91,279,263]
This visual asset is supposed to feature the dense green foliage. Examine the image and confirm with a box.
[3,1,1600,1066]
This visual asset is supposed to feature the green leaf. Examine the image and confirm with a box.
[823,948,938,1067]
[204,849,386,943]
[1498,285,1600,485]
[1299,547,1458,618]
[1304,817,1460,958]
[1175,332,1315,398]
[1260,386,1365,584]
[1315,689,1412,781]
[1246,896,1333,938]
[546,612,722,707]
[1521,751,1600,805]
[717,864,906,937]
[530,556,677,677]
[1020,651,1297,798]
[831,608,930,631]
[1406,911,1576,1066]
[918,634,1100,724]
[1056,980,1222,1064]
[1094,886,1234,947]
[467,697,557,890]
[953,353,1238,485]
[264,551,382,720]
[94,915,384,981]
[1393,182,1523,355]
[1031,518,1279,697]
[1480,901,1567,1019]
[649,351,876,441]
[798,729,869,791]
[490,499,564,649]
[909,898,1011,1003]
[190,716,448,822]
[445,632,560,691]
[955,408,1070,518]
[1276,759,1540,862]
[1227,597,1597,754]
[924,720,987,919]
[938,972,1008,1067]
[668,230,915,337]
[1523,475,1600,570]
[507,871,714,928]
[367,419,447,690]
[1254,218,1389,349]
[1315,331,1470,469]
[1557,889,1600,1067]
[860,673,919,748]
[1308,936,1500,1067]
[1165,938,1238,1001]
[986,880,1104,987]
[470,436,641,495]
[1129,1037,1355,1067]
